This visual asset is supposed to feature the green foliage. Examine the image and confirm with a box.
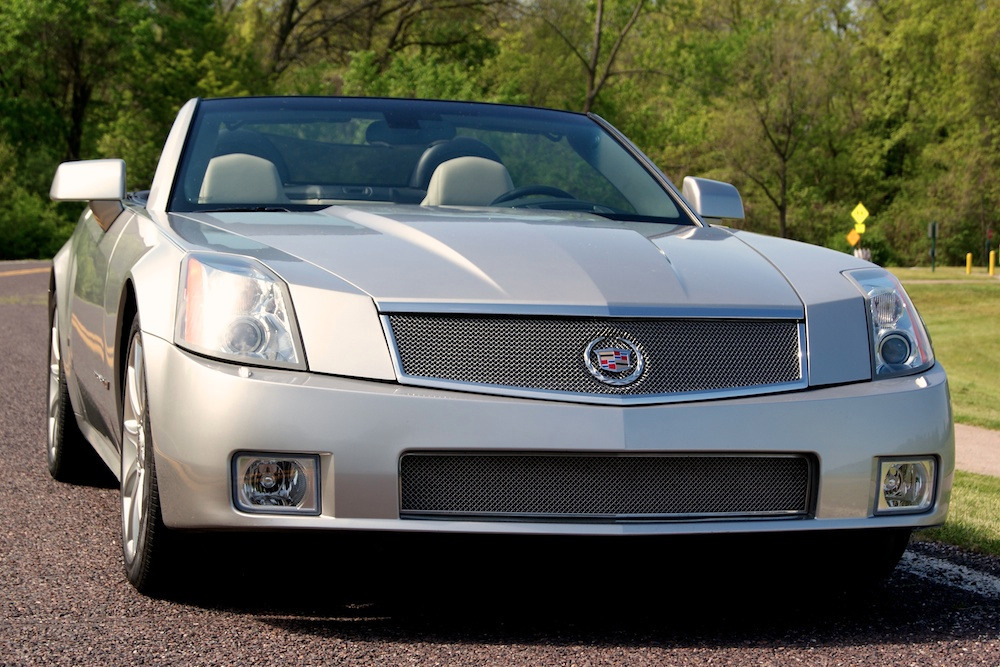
[477,21,580,108]
[0,0,998,260]
[0,143,74,259]
[854,0,1000,265]
[0,190,74,260]
[343,50,487,101]
[0,0,259,255]
[98,46,256,189]
[858,228,899,268]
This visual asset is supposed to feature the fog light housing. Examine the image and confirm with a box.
[875,457,935,514]
[233,453,320,515]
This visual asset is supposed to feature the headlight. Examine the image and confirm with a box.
[845,269,933,378]
[176,253,305,368]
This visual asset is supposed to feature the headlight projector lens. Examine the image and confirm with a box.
[878,332,912,366]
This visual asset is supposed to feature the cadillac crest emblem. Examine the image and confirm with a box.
[584,337,644,386]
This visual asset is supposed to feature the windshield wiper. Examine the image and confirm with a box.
[202,206,291,213]
[508,200,688,225]
[596,212,695,225]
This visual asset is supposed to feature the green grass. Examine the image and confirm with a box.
[885,267,1000,556]
[891,267,1000,431]
[917,471,1000,555]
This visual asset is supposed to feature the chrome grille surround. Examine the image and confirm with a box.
[399,453,814,520]
[384,315,806,404]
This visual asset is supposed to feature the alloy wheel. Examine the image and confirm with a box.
[121,330,147,565]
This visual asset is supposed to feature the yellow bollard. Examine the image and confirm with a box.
[967,253,973,274]
[991,250,996,277]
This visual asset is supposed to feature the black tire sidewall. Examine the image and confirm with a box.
[46,298,89,481]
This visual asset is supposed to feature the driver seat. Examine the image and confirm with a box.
[421,156,514,207]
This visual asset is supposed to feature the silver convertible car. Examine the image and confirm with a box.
[48,97,952,594]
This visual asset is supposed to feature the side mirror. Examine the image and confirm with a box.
[50,159,126,201]
[682,177,745,221]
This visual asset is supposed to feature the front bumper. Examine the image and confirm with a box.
[143,333,954,535]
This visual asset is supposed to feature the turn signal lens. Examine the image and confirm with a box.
[233,454,320,514]
[869,287,904,327]
[875,458,935,514]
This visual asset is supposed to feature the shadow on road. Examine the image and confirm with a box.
[151,532,999,649]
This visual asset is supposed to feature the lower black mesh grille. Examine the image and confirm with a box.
[400,454,813,520]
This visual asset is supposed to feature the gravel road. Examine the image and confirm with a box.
[2,260,998,666]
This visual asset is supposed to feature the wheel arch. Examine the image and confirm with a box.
[110,234,188,444]
[48,269,57,328]
[114,281,139,430]
[49,241,73,344]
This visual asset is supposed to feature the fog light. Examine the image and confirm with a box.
[875,458,935,514]
[233,453,320,515]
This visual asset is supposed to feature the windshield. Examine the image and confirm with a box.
[169,97,691,224]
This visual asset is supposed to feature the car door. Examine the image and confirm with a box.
[67,205,134,446]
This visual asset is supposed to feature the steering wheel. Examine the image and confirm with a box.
[491,185,575,205]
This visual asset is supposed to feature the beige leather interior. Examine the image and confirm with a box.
[200,153,287,204]
[421,156,514,207]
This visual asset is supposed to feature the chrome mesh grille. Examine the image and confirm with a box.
[400,454,812,519]
[386,315,802,397]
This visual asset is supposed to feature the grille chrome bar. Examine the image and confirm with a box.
[384,315,805,404]
[400,453,814,521]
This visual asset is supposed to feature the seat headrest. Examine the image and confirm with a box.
[421,156,514,207]
[199,153,287,204]
[410,137,503,190]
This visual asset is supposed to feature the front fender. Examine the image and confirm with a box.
[107,212,186,441]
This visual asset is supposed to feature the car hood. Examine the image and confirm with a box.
[169,206,803,317]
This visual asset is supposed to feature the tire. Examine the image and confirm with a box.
[47,301,107,484]
[120,314,173,594]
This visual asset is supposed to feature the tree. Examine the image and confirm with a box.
[97,2,258,187]
[525,0,648,112]
[0,0,148,257]
[855,0,1000,264]
[1,0,997,263]
[0,0,252,255]
[225,0,508,90]
[0,0,160,163]
[699,1,847,239]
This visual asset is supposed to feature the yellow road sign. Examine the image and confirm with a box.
[854,222,866,234]
[851,202,869,226]
[846,229,861,246]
